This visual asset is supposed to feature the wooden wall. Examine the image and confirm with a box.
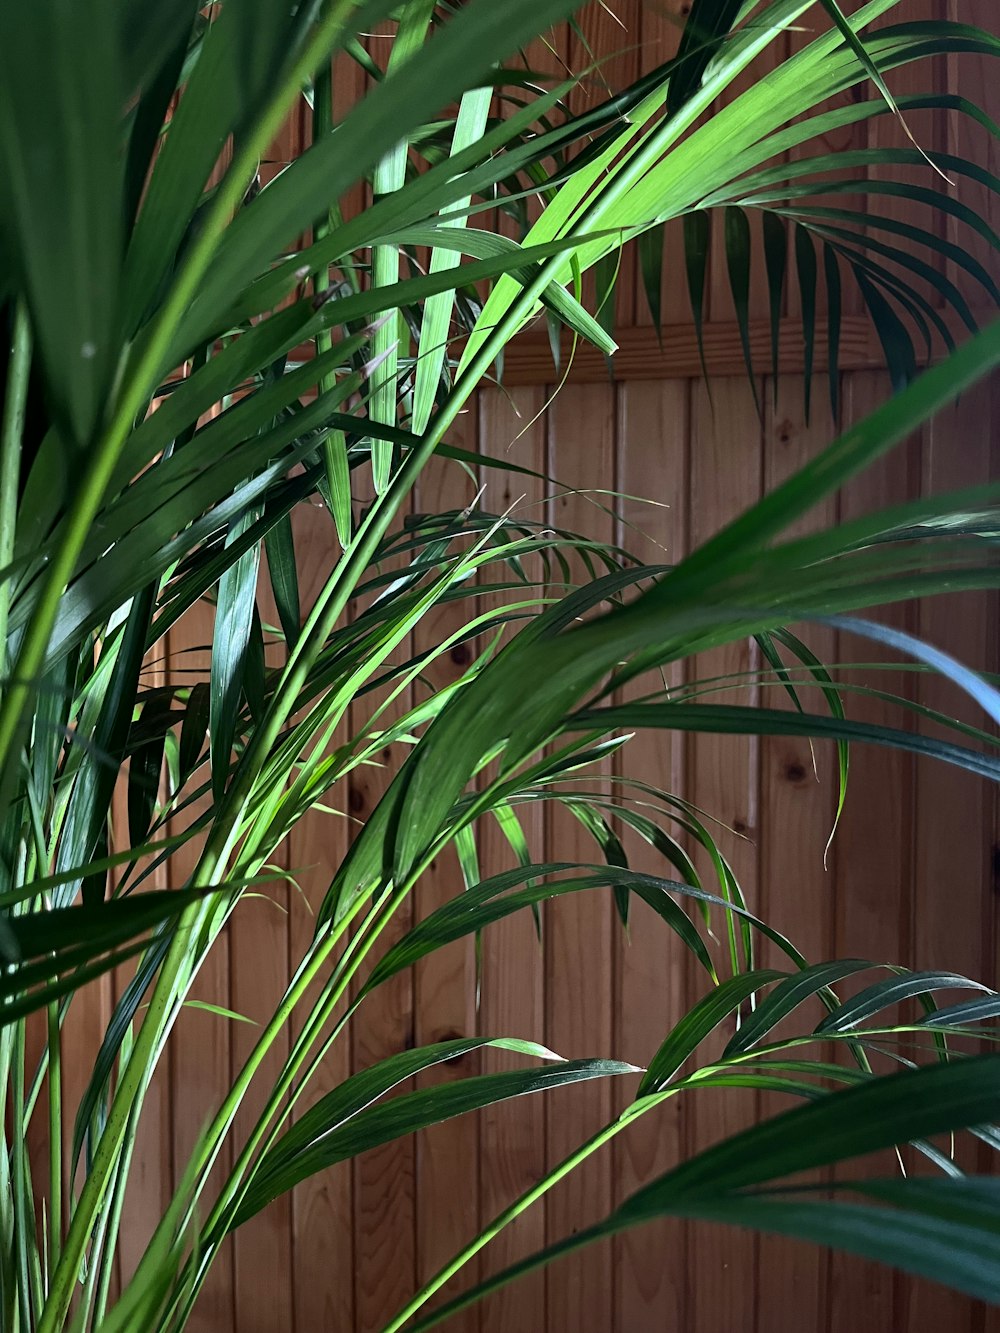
[156,367,1000,1333]
[87,3,1000,1330]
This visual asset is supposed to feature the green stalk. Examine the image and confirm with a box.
[0,301,30,686]
[132,883,380,1316]
[196,890,393,1228]
[312,57,354,547]
[11,1022,32,1329]
[91,1096,142,1329]
[368,1,437,491]
[0,1100,14,1331]
[383,1115,635,1332]
[189,769,531,1313]
[46,1001,61,1275]
[76,1174,114,1332]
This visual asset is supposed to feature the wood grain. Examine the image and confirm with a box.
[348,475,418,1333]
[287,491,356,1333]
[544,382,619,1333]
[898,377,993,1333]
[230,578,294,1333]
[166,601,235,1333]
[755,376,838,1332]
[476,386,550,1333]
[498,314,890,386]
[827,370,919,1333]
[412,412,482,1332]
[613,379,690,1332]
[686,377,763,1333]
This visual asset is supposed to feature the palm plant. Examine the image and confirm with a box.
[0,0,999,1328]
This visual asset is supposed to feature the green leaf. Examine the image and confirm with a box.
[264,514,301,651]
[638,969,789,1096]
[725,207,757,408]
[666,0,746,120]
[178,682,211,786]
[823,242,842,422]
[210,510,262,799]
[570,702,1000,786]
[128,692,171,846]
[354,863,801,1000]
[794,223,817,420]
[762,211,787,394]
[179,0,605,354]
[637,223,665,338]
[234,1052,639,1227]
[55,584,155,906]
[412,1059,1000,1329]
[683,211,711,383]
[816,971,992,1034]
[723,958,877,1055]
[0,0,127,445]
[411,83,493,437]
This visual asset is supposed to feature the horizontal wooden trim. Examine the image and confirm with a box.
[498,316,886,386]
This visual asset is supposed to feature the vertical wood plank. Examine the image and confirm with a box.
[286,491,356,1333]
[61,984,112,1264]
[544,382,617,1333]
[349,485,417,1333]
[231,579,294,1333]
[687,376,762,1333]
[411,413,482,1330]
[284,58,362,1332]
[613,379,690,1333]
[897,380,994,1333]
[827,369,918,1333]
[477,386,549,1333]
[167,603,235,1333]
[755,376,837,1332]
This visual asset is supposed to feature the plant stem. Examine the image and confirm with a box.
[0,301,30,686]
[11,1021,32,1329]
[160,890,383,1328]
[46,1001,62,1274]
[383,1115,634,1333]
[133,888,372,1330]
[91,1096,141,1329]
[312,55,354,547]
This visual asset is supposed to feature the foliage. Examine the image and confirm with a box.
[0,0,998,1328]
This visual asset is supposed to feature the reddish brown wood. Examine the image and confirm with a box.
[613,379,690,1332]
[411,413,483,1333]
[828,371,919,1333]
[499,314,886,386]
[544,382,618,1333]
[477,386,550,1333]
[686,376,763,1333]
[755,376,838,1333]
